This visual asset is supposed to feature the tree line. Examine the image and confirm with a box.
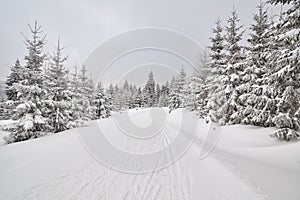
[1,22,112,143]
[194,0,300,141]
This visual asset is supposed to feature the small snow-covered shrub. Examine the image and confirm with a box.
[270,128,299,142]
[272,113,296,129]
[68,119,86,129]
[4,130,47,144]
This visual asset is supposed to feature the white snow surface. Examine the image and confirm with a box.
[0,108,299,200]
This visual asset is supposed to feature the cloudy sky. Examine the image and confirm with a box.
[0,0,281,84]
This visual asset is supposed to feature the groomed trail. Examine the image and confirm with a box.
[0,108,299,200]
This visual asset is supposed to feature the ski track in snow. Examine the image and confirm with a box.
[15,113,192,200]
[2,109,299,200]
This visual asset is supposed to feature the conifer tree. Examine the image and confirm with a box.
[189,51,210,118]
[5,59,24,101]
[106,84,115,110]
[221,7,246,124]
[69,65,82,124]
[122,80,131,109]
[112,84,122,111]
[4,59,24,118]
[267,0,300,140]
[169,69,188,112]
[6,21,48,143]
[206,18,227,122]
[232,1,272,125]
[168,92,180,113]
[176,68,189,107]
[94,82,111,119]
[45,38,72,133]
[169,76,177,92]
[159,81,170,107]
[144,71,156,107]
[134,87,143,108]
[156,83,161,106]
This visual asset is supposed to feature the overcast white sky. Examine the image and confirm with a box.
[0,0,281,84]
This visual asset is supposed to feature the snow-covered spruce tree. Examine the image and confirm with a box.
[94,82,111,119]
[129,85,139,109]
[245,1,270,83]
[44,38,73,133]
[189,51,210,118]
[5,59,24,101]
[106,83,115,110]
[188,77,199,111]
[169,75,177,93]
[231,1,272,126]
[267,0,300,141]
[128,84,134,109]
[4,59,24,118]
[134,87,143,108]
[159,81,170,107]
[69,65,83,124]
[113,84,121,111]
[176,68,189,107]
[107,84,114,100]
[221,7,246,124]
[5,22,48,143]
[156,83,161,106]
[75,65,95,122]
[88,77,98,119]
[168,69,188,112]
[144,71,156,107]
[206,18,227,122]
[122,80,131,109]
[112,84,124,111]
[168,91,181,113]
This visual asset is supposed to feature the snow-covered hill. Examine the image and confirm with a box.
[0,108,299,200]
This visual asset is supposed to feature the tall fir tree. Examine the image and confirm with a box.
[45,38,73,133]
[6,22,48,143]
[156,83,161,106]
[112,84,122,111]
[77,65,95,121]
[189,51,210,118]
[159,81,170,107]
[221,7,246,124]
[169,68,188,112]
[69,65,83,124]
[206,18,227,122]
[231,1,272,125]
[122,80,131,109]
[5,59,24,101]
[134,87,143,108]
[144,71,156,107]
[176,68,189,107]
[4,59,24,118]
[106,83,115,110]
[94,82,111,119]
[267,0,300,140]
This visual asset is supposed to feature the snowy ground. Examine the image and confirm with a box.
[0,108,299,200]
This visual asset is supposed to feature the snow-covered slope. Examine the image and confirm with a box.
[0,108,299,200]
